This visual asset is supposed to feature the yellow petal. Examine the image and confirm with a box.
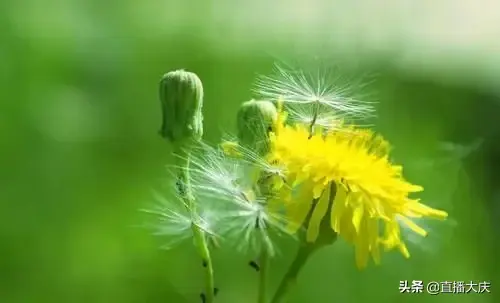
[306,188,330,242]
[380,220,399,251]
[351,204,364,234]
[285,182,315,233]
[338,206,357,243]
[330,184,348,233]
[398,216,428,237]
[367,217,381,265]
[312,182,325,199]
[399,242,410,258]
[354,217,370,269]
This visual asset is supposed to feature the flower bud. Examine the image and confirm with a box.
[236,99,277,155]
[159,69,204,145]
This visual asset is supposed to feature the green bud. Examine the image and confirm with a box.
[159,69,204,145]
[237,99,277,155]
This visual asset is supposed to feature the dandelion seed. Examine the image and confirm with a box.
[286,103,341,129]
[220,135,287,178]
[253,63,376,122]
[141,190,216,250]
[215,194,291,256]
[267,105,448,269]
[188,142,251,203]
[185,141,293,256]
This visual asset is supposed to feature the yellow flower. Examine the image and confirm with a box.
[267,107,448,269]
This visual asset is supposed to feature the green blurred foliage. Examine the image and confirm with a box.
[1,1,497,303]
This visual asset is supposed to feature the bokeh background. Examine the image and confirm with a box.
[1,1,498,302]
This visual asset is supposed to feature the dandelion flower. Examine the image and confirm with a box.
[267,104,448,269]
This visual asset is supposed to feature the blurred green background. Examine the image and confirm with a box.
[1,1,498,302]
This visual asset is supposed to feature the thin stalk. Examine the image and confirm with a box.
[176,147,215,303]
[192,223,215,303]
[308,100,320,138]
[257,247,270,303]
[270,244,317,303]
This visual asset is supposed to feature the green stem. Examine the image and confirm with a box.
[271,182,338,303]
[270,244,318,303]
[192,224,215,303]
[257,247,270,303]
[176,147,215,303]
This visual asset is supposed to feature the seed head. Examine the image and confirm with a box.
[159,69,204,145]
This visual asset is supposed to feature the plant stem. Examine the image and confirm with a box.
[176,147,215,303]
[271,182,338,303]
[270,244,317,303]
[257,247,270,303]
[192,223,215,303]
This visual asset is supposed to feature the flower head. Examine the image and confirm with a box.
[266,104,448,269]
[236,99,277,155]
[159,69,204,145]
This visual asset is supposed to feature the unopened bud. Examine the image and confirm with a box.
[159,69,204,145]
[236,100,277,155]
